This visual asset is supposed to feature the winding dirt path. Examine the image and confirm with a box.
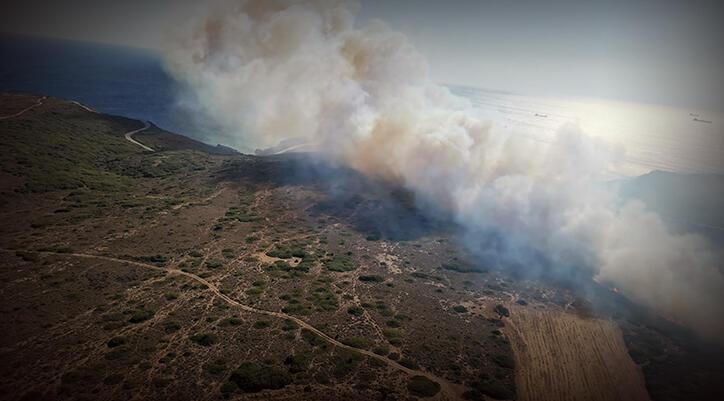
[0,96,47,120]
[1,248,465,399]
[124,121,154,152]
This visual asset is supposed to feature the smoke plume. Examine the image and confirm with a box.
[163,0,724,340]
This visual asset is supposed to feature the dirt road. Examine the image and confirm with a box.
[124,121,154,152]
[0,96,46,120]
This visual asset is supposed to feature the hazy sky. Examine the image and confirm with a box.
[2,0,723,110]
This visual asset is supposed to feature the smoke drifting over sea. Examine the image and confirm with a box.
[163,0,724,339]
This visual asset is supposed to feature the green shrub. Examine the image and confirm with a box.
[281,319,297,331]
[138,255,167,265]
[358,275,384,283]
[324,255,355,272]
[492,354,515,369]
[128,309,154,323]
[164,321,181,333]
[341,337,372,349]
[228,363,291,392]
[15,251,38,262]
[399,357,419,370]
[347,306,364,317]
[190,333,218,346]
[284,353,309,374]
[220,317,242,327]
[440,261,481,273]
[253,321,270,329]
[407,375,440,397]
[469,380,514,400]
[106,336,126,348]
[332,348,364,378]
[382,328,400,339]
[220,380,238,394]
[452,305,468,313]
[205,359,227,375]
[494,304,510,318]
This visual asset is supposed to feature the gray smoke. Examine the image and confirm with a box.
[162,0,724,340]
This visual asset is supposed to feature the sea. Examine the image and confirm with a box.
[2,34,722,178]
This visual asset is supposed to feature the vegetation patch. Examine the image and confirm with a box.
[128,309,154,323]
[190,333,218,347]
[106,336,127,348]
[324,254,355,272]
[399,357,420,370]
[137,255,167,266]
[347,306,364,317]
[341,336,372,350]
[452,305,468,313]
[332,348,364,378]
[358,275,384,283]
[407,376,440,397]
[227,363,291,393]
[219,317,242,327]
[441,261,482,273]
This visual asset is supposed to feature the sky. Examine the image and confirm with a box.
[2,0,723,111]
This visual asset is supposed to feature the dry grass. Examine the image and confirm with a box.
[504,306,650,401]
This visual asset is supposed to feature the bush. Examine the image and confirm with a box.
[190,333,218,346]
[220,380,238,394]
[228,363,291,392]
[440,261,482,273]
[15,251,38,262]
[281,319,298,331]
[138,255,167,265]
[452,305,468,313]
[341,337,372,349]
[358,275,384,283]
[284,353,310,374]
[106,336,126,348]
[347,306,364,317]
[324,255,356,272]
[385,320,401,328]
[253,321,270,329]
[399,357,419,370]
[469,380,514,400]
[219,317,242,327]
[492,354,515,369]
[128,309,154,323]
[382,328,400,340]
[407,375,440,397]
[206,259,223,269]
[494,304,510,318]
[164,321,181,333]
[332,348,364,378]
[206,359,227,375]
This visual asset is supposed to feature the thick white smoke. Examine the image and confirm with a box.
[163,0,724,340]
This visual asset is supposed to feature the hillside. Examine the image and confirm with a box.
[0,94,721,401]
